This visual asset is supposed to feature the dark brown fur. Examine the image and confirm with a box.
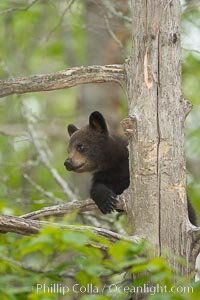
[64,111,197,224]
[64,111,129,213]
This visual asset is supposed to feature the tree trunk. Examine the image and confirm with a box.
[126,0,194,277]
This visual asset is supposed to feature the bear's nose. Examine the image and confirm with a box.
[64,158,73,170]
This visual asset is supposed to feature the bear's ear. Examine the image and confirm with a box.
[89,111,108,134]
[68,124,78,136]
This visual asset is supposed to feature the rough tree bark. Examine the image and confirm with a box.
[0,0,200,293]
[0,65,125,97]
[124,0,196,277]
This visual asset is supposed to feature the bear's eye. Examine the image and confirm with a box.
[76,143,85,153]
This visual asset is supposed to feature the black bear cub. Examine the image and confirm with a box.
[64,111,129,214]
[64,111,197,225]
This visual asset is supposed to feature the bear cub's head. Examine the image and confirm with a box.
[64,111,109,173]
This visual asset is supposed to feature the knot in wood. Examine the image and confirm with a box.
[121,116,137,138]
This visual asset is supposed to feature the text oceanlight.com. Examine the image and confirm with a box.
[34,283,193,296]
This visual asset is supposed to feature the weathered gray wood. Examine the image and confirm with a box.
[0,213,137,243]
[0,64,125,98]
[21,192,127,220]
[125,0,194,277]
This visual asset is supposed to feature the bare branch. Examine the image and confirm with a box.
[182,47,200,55]
[104,15,123,48]
[0,214,39,235]
[0,0,40,16]
[182,0,200,14]
[0,65,126,98]
[0,213,138,243]
[101,0,131,23]
[21,190,128,220]
[24,174,63,204]
[21,199,97,219]
[0,188,133,243]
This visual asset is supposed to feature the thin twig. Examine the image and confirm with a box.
[182,1,200,14]
[104,15,123,49]
[0,0,39,16]
[47,0,76,39]
[24,173,64,204]
[182,47,200,54]
[101,0,131,23]
[22,102,76,200]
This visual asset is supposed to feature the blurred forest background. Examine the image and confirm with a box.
[0,0,200,299]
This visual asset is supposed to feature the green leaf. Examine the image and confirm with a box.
[61,231,89,247]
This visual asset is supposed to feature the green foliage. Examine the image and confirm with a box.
[0,227,199,300]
